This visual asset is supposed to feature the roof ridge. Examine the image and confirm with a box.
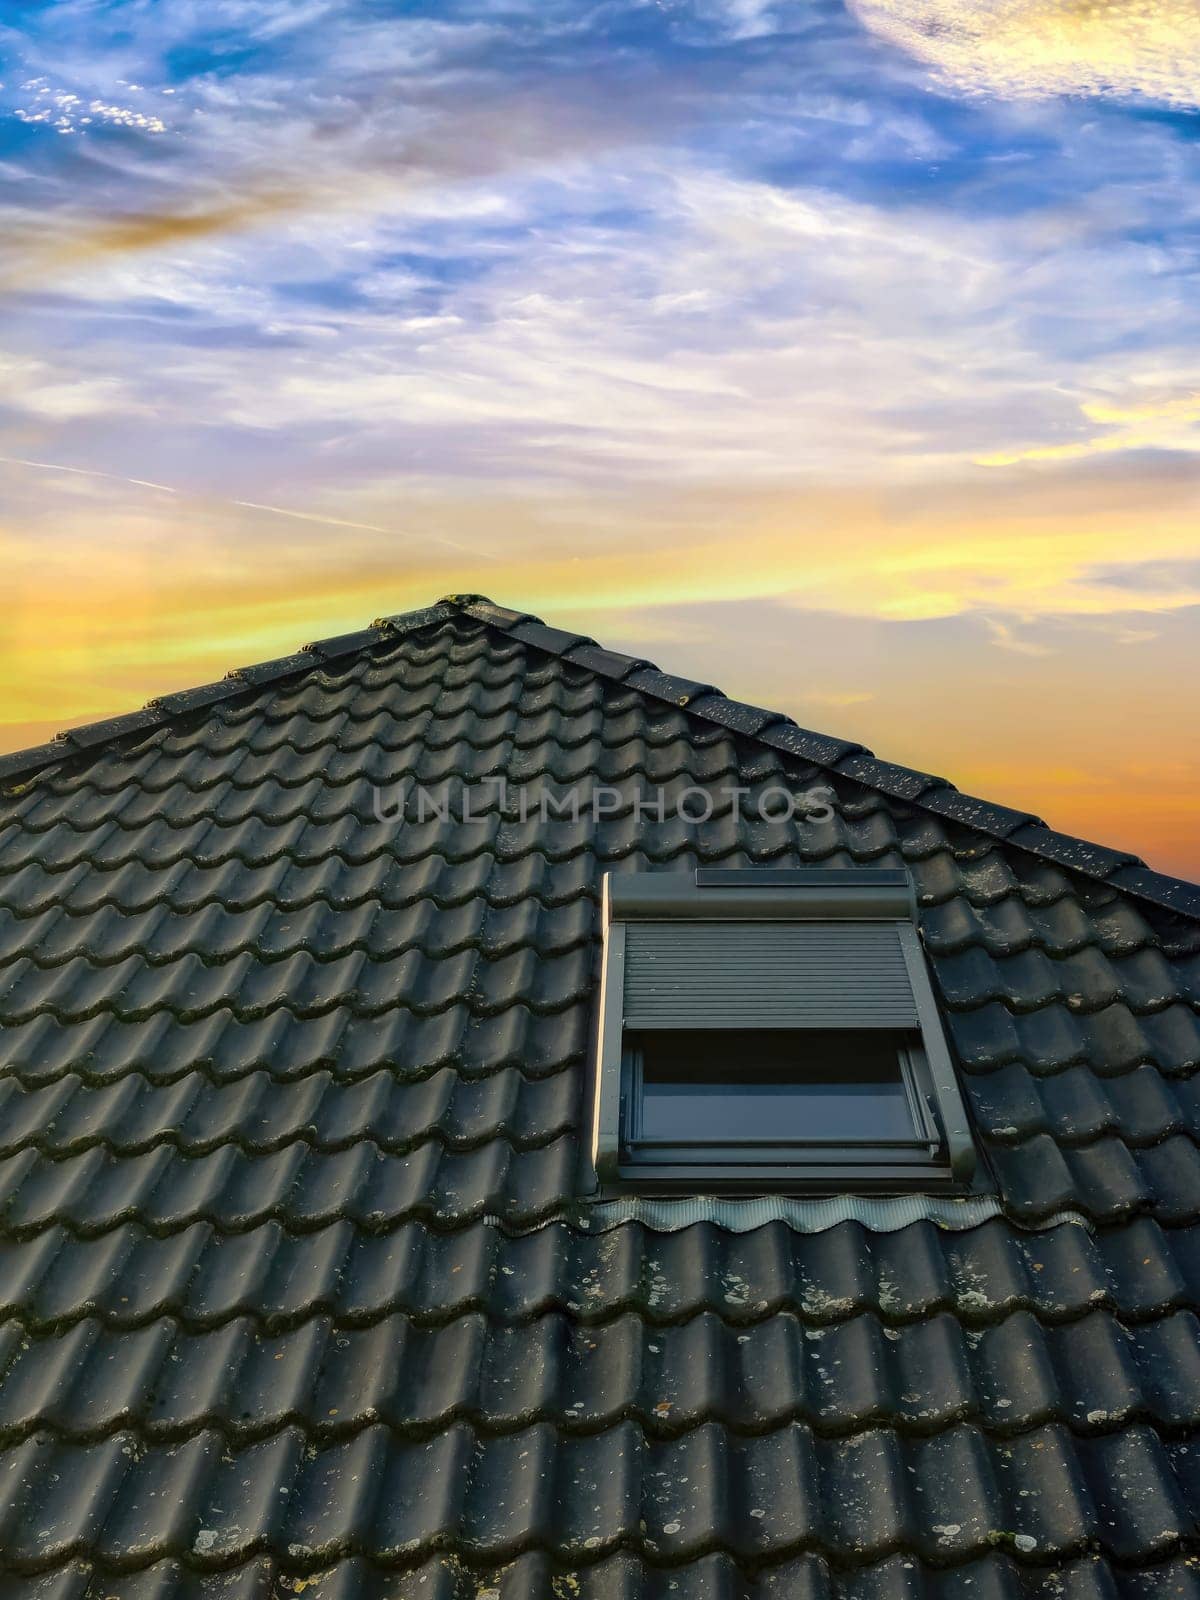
[0,599,460,790]
[1,592,1196,921]
[440,596,1200,923]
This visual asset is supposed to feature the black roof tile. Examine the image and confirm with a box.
[1007,823,1141,880]
[227,649,321,686]
[756,720,864,768]
[562,641,654,681]
[455,597,535,629]
[3,1211,1200,1344]
[3,1553,1199,1599]
[0,1301,1195,1448]
[373,600,461,634]
[0,1415,1193,1574]
[58,707,165,750]
[831,751,948,801]
[302,627,388,659]
[685,695,789,737]
[1110,865,1200,922]
[0,742,70,784]
[507,619,595,657]
[917,788,1040,837]
[622,666,720,706]
[0,596,1198,1593]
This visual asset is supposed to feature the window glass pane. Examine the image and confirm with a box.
[636,1030,917,1145]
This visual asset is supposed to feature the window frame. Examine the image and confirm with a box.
[618,1035,954,1190]
[591,868,980,1194]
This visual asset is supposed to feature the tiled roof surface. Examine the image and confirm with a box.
[0,594,1197,1598]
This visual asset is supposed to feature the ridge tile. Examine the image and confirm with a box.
[831,751,948,800]
[622,667,719,706]
[60,708,164,749]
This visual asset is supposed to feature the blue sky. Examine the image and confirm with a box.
[1,0,1198,872]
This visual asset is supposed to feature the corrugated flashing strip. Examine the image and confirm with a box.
[486,1196,1094,1237]
[579,1194,1014,1235]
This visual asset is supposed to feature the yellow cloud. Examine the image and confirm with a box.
[1082,392,1200,425]
[977,431,1150,466]
[976,386,1200,465]
[850,0,1200,106]
[798,689,877,708]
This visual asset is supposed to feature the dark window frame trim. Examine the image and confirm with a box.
[591,869,980,1193]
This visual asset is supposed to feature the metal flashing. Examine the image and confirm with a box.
[574,1192,1065,1234]
[609,868,917,922]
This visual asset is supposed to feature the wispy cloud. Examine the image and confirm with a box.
[977,386,1200,466]
[0,0,1197,876]
[983,617,1055,657]
[0,188,306,291]
[850,0,1200,107]
[0,456,486,556]
[1081,558,1200,599]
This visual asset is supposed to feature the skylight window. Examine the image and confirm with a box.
[591,868,977,1192]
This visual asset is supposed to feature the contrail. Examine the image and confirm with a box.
[232,499,493,557]
[1,455,494,557]
[0,455,178,493]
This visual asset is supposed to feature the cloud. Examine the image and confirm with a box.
[690,0,783,40]
[797,688,876,707]
[0,188,306,291]
[1,19,1196,597]
[11,146,1162,489]
[848,0,1200,107]
[1083,393,1200,427]
[1081,558,1200,598]
[976,386,1200,466]
[10,78,168,136]
[4,113,1198,630]
[0,356,142,420]
[0,5,787,292]
[983,617,1055,656]
[0,455,485,557]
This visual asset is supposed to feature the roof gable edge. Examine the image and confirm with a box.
[0,601,460,792]
[0,591,1196,922]
[439,598,1200,924]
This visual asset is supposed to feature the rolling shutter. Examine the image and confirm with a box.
[623,920,919,1029]
[593,868,977,1183]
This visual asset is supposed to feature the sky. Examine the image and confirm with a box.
[0,0,1197,877]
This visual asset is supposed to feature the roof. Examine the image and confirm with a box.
[0,593,1197,1599]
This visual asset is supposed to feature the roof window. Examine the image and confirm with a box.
[591,868,977,1192]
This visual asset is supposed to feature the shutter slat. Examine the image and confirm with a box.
[624,921,919,1029]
